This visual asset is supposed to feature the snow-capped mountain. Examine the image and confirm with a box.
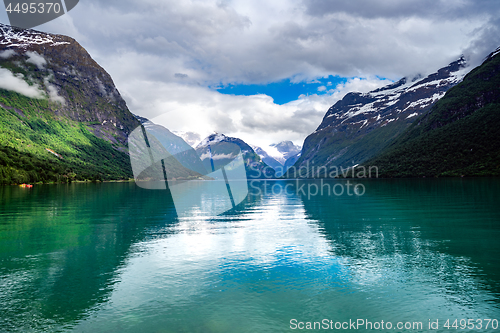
[367,46,500,177]
[268,141,302,165]
[289,56,470,175]
[196,133,275,179]
[251,145,283,174]
[0,23,140,149]
[0,23,71,48]
[490,46,500,59]
[251,141,302,176]
[0,23,141,182]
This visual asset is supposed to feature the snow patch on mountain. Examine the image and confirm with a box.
[488,46,500,59]
[197,133,227,147]
[403,92,445,112]
[199,152,236,161]
[0,23,70,48]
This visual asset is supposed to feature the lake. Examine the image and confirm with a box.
[0,179,499,332]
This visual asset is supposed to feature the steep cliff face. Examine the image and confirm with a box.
[367,47,500,177]
[0,24,140,183]
[0,23,139,149]
[289,57,469,177]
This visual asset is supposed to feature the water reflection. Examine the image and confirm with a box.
[0,179,499,332]
[75,179,499,332]
[297,178,500,320]
[0,183,177,331]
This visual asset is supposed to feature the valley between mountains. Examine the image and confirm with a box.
[0,23,498,184]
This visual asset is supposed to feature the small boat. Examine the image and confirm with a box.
[19,184,33,188]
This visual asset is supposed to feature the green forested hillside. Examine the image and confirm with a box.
[0,89,133,184]
[366,49,500,177]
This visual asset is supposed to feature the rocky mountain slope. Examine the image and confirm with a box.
[0,23,140,183]
[196,134,275,179]
[287,57,469,177]
[128,115,209,181]
[366,47,500,177]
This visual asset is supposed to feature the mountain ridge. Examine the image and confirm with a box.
[196,133,275,179]
[285,56,470,177]
[0,23,140,183]
[365,47,500,177]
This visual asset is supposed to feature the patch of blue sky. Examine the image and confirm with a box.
[215,75,349,105]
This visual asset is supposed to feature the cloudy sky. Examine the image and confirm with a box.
[2,0,500,148]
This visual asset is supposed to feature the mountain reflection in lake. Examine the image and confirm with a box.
[0,179,499,332]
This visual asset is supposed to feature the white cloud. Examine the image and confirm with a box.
[173,131,201,146]
[136,76,388,148]
[25,51,47,69]
[40,0,499,84]
[0,50,16,59]
[0,68,45,99]
[30,0,500,146]
[44,76,66,105]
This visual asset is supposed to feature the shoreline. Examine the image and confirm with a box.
[3,175,500,187]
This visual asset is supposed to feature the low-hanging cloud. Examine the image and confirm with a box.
[0,49,16,59]
[0,68,45,99]
[25,51,47,69]
[44,76,66,105]
[462,16,500,67]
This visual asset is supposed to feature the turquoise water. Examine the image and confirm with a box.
[0,179,499,332]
